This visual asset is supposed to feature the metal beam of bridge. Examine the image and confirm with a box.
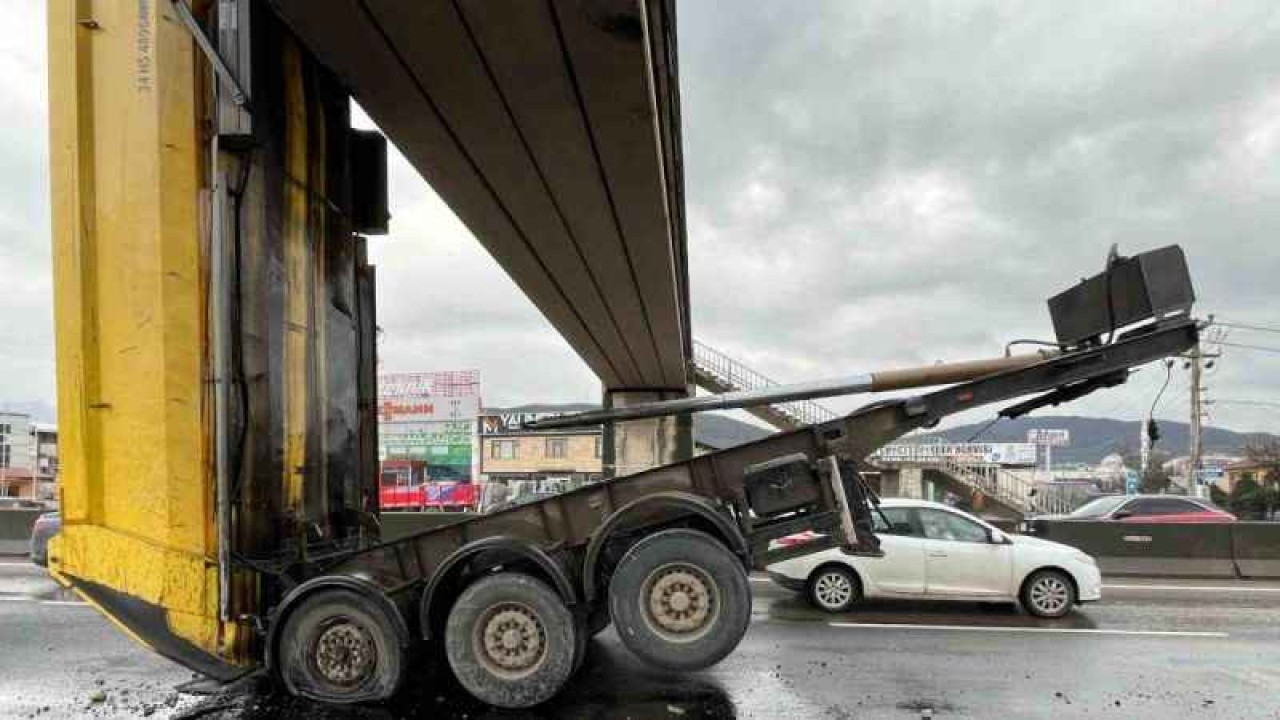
[271,0,691,390]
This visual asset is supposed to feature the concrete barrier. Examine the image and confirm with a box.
[380,511,477,542]
[0,508,43,539]
[1029,520,1238,578]
[1231,522,1280,579]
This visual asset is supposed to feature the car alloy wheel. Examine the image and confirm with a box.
[809,567,859,613]
[1023,571,1074,618]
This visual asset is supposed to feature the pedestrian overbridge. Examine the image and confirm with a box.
[272,0,690,392]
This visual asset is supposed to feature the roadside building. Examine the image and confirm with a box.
[474,407,777,509]
[478,405,603,494]
[0,413,57,501]
[1220,460,1275,494]
[33,423,58,501]
[377,371,481,510]
[378,371,480,483]
[1161,454,1240,492]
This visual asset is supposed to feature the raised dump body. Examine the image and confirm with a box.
[45,0,1200,710]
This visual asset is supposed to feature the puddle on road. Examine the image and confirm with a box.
[178,639,737,720]
[765,595,1099,630]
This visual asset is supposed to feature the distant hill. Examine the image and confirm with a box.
[914,415,1278,465]
[0,401,56,424]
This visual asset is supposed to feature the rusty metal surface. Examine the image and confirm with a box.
[327,319,1199,600]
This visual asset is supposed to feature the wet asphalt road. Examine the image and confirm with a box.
[2,558,1278,719]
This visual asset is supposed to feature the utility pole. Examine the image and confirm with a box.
[1140,413,1151,476]
[1186,339,1220,498]
[1189,344,1203,495]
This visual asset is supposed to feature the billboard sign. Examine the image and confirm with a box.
[480,413,602,436]
[1195,467,1226,485]
[380,443,472,465]
[379,370,479,398]
[379,395,480,423]
[379,421,473,445]
[1027,429,1071,447]
[873,443,1038,466]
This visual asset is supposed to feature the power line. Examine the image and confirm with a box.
[1213,321,1280,335]
[1213,399,1280,408]
[1216,341,1280,355]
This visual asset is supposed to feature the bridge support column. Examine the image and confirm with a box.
[602,389,694,479]
[897,467,926,499]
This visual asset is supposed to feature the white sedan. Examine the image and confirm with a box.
[767,499,1101,618]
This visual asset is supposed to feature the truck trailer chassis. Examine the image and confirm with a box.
[60,301,1197,707]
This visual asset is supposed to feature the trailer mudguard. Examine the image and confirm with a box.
[581,491,750,602]
[419,536,577,640]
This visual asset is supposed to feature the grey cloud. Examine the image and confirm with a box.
[681,0,1280,433]
[2,1,1278,436]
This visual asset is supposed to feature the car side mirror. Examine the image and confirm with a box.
[988,528,1011,544]
[1111,510,1133,520]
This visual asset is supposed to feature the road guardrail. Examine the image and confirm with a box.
[0,509,45,555]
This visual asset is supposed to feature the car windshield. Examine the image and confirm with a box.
[1068,495,1130,518]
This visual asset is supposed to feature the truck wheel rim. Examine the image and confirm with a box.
[1030,576,1069,615]
[475,602,547,678]
[814,571,853,609]
[642,563,720,643]
[312,619,377,688]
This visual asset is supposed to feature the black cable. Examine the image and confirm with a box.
[1216,341,1280,355]
[1212,321,1280,335]
[1213,399,1280,408]
[227,151,254,507]
[1148,362,1173,420]
[965,416,1001,443]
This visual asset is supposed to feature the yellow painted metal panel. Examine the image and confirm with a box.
[47,0,243,664]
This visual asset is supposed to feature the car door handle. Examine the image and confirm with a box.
[928,551,948,557]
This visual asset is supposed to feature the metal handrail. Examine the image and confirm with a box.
[692,340,838,427]
[937,457,1075,515]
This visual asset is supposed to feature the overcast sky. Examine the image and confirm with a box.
[3,1,1279,435]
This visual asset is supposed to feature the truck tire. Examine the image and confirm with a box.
[445,573,577,708]
[586,604,611,637]
[277,589,405,703]
[608,529,750,671]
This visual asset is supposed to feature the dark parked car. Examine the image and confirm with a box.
[29,511,60,567]
[1055,494,1235,524]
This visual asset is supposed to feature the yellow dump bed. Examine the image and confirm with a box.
[47,1,377,677]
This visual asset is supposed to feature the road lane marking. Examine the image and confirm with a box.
[829,622,1227,638]
[1104,583,1280,593]
[0,595,87,607]
[750,577,771,583]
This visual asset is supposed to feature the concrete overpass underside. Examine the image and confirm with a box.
[271,0,691,392]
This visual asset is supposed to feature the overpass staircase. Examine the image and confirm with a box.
[691,340,839,431]
[923,456,1077,519]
